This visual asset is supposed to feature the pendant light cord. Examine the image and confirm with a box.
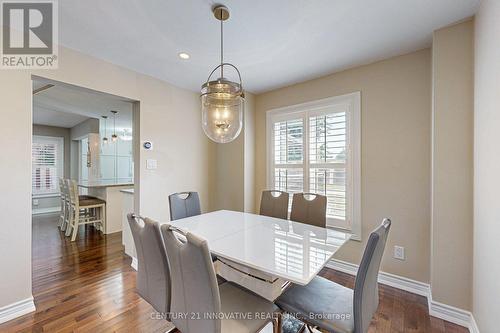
[220,8,224,78]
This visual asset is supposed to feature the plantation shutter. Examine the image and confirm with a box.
[32,136,64,195]
[309,111,349,227]
[272,118,304,208]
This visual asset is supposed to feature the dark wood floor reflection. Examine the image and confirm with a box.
[0,214,467,332]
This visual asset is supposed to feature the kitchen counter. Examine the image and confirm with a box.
[78,180,133,234]
[78,179,133,188]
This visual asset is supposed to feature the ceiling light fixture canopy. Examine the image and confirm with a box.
[201,5,244,144]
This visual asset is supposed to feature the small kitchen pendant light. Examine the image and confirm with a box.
[201,5,244,144]
[102,115,109,144]
[111,110,118,142]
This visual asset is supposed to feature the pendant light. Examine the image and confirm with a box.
[102,115,109,144]
[111,110,118,142]
[201,5,244,144]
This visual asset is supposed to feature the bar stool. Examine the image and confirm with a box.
[60,179,88,232]
[65,179,106,241]
[58,178,66,230]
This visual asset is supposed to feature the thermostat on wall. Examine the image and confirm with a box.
[143,141,153,150]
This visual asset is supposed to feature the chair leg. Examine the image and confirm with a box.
[273,312,282,333]
[58,203,64,229]
[63,201,70,232]
[101,204,106,233]
[71,208,80,241]
[65,206,73,237]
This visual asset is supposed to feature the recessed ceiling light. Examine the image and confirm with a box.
[178,52,190,60]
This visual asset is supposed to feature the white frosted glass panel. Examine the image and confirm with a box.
[117,139,132,156]
[117,156,132,179]
[100,155,116,180]
[101,141,115,155]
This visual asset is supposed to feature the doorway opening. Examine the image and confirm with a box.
[30,75,141,294]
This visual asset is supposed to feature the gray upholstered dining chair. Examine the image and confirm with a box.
[160,223,282,333]
[168,191,201,221]
[168,191,218,262]
[275,218,392,333]
[259,190,289,220]
[126,214,173,322]
[290,193,327,227]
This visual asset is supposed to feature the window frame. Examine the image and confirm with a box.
[266,92,361,240]
[32,135,64,196]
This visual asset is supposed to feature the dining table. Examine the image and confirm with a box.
[167,210,351,301]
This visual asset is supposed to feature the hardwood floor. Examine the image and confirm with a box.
[0,214,467,333]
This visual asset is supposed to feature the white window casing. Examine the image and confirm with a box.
[266,92,361,240]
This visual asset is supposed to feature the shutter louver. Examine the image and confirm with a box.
[32,136,63,195]
[273,119,304,209]
[309,112,348,225]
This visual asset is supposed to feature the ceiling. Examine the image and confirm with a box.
[33,78,133,130]
[58,0,479,93]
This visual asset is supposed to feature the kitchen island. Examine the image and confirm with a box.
[78,180,134,234]
[120,188,137,269]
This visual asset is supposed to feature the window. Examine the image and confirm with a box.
[32,136,64,196]
[267,92,361,239]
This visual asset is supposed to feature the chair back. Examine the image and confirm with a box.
[290,193,327,227]
[59,178,65,198]
[168,192,201,221]
[260,190,289,220]
[66,179,79,207]
[127,214,171,314]
[160,224,221,333]
[353,218,392,333]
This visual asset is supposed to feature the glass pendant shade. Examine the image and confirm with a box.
[201,5,244,144]
[201,78,244,143]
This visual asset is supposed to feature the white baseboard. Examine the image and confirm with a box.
[469,314,480,333]
[131,257,138,271]
[326,259,479,332]
[0,296,36,324]
[326,259,430,296]
[428,293,480,333]
[32,207,60,215]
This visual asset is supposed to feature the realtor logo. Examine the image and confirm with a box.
[1,0,58,68]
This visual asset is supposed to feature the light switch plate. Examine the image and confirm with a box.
[394,246,405,260]
[146,159,157,170]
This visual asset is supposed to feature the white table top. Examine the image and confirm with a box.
[167,210,351,285]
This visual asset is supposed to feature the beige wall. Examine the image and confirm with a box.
[213,93,256,212]
[0,44,215,309]
[214,125,245,211]
[255,49,432,283]
[473,0,500,331]
[244,93,256,212]
[430,20,474,311]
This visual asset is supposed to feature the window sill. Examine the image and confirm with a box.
[32,193,60,199]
